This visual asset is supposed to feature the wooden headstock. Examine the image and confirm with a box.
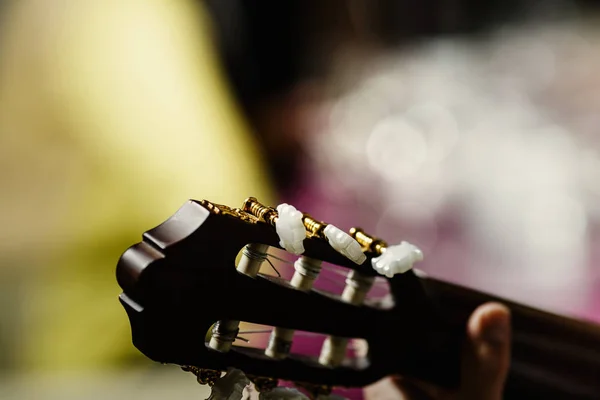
[116,199,462,389]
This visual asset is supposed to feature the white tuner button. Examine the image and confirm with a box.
[371,241,423,278]
[275,204,306,255]
[323,224,367,265]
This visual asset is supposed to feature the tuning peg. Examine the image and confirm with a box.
[265,256,323,359]
[323,225,367,265]
[210,243,270,352]
[371,241,423,278]
[243,198,366,265]
[319,270,374,367]
[275,204,307,255]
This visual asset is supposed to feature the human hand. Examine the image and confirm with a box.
[364,302,511,400]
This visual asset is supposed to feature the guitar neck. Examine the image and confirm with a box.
[420,275,600,399]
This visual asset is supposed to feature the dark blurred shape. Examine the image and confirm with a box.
[203,0,354,190]
[205,0,600,103]
[202,0,600,192]
[203,0,353,114]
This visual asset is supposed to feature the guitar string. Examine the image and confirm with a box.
[266,253,294,264]
[236,258,385,348]
[242,246,282,277]
[263,257,281,277]
[235,330,363,349]
[264,253,388,289]
[265,253,346,288]
[239,254,387,345]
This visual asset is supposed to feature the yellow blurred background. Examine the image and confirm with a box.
[0,0,273,390]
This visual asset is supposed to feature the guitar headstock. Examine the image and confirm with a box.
[116,198,463,394]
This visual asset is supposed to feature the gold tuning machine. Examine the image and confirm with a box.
[242,197,330,240]
[204,198,388,256]
[242,197,278,226]
[349,227,388,256]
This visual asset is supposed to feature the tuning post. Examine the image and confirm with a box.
[265,256,323,359]
[209,242,270,352]
[318,270,375,367]
[290,256,323,291]
[237,243,270,276]
[315,227,421,366]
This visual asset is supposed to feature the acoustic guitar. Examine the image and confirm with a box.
[116,197,600,399]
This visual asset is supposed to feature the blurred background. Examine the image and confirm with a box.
[2,0,600,398]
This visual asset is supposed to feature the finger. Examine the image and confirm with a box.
[461,302,511,400]
[364,377,436,400]
[364,377,406,400]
